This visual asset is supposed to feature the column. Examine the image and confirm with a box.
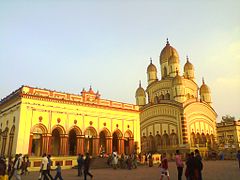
[76,135,84,155]
[42,133,52,155]
[28,134,33,156]
[129,138,134,154]
[106,137,112,154]
[60,135,68,156]
[92,137,99,156]
[117,138,124,154]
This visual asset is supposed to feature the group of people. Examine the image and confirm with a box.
[77,153,93,180]
[39,153,62,180]
[0,154,30,180]
[107,152,138,170]
[158,149,203,180]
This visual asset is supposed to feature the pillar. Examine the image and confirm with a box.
[42,133,52,155]
[119,138,124,154]
[181,113,188,144]
[28,134,33,156]
[129,138,134,154]
[60,135,68,156]
[76,135,84,155]
[106,137,112,154]
[92,137,99,156]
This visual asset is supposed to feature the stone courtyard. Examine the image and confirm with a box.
[23,160,240,180]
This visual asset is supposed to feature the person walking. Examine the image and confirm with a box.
[47,155,54,180]
[159,153,170,180]
[185,152,195,180]
[40,153,49,180]
[77,154,84,176]
[7,156,13,178]
[53,162,63,180]
[0,156,7,180]
[175,150,184,180]
[237,150,240,169]
[194,149,203,180]
[13,154,23,180]
[84,153,93,180]
[112,154,118,169]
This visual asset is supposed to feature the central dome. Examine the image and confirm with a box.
[160,39,179,64]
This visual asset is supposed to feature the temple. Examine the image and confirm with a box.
[0,86,140,158]
[135,40,217,157]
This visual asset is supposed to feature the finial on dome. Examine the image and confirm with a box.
[89,85,92,90]
[186,55,189,62]
[176,68,179,75]
[139,80,142,87]
[150,57,152,64]
[166,38,170,45]
[202,77,205,84]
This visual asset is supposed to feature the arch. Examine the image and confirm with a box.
[51,124,66,135]
[196,133,201,145]
[8,125,15,156]
[112,129,123,138]
[170,133,178,146]
[9,125,15,135]
[0,127,9,156]
[84,127,97,156]
[162,133,170,148]
[52,128,61,156]
[165,93,170,100]
[160,94,164,100]
[190,132,196,147]
[84,126,97,137]
[155,134,161,151]
[99,127,111,137]
[201,133,207,146]
[68,129,77,155]
[147,135,155,152]
[31,123,48,134]
[30,124,47,156]
[141,136,147,153]
[124,130,134,138]
[68,125,82,136]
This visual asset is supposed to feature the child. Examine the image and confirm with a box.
[54,162,63,180]
[159,153,170,180]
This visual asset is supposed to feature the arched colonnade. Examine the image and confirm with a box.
[28,123,135,156]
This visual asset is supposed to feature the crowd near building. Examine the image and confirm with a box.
[0,86,140,161]
[135,40,217,158]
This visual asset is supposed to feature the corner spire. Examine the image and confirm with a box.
[139,80,142,87]
[166,38,170,45]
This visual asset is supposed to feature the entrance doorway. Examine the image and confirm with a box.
[52,129,61,156]
[69,129,77,155]
[112,132,118,153]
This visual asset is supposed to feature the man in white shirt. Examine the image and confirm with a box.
[41,153,49,180]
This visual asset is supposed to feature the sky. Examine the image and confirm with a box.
[0,0,239,122]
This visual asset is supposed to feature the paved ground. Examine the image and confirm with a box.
[22,160,240,180]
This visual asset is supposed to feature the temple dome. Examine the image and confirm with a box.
[147,60,157,72]
[135,81,145,97]
[160,39,179,64]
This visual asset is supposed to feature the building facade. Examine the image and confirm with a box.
[0,86,140,157]
[217,116,240,153]
[135,40,217,157]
